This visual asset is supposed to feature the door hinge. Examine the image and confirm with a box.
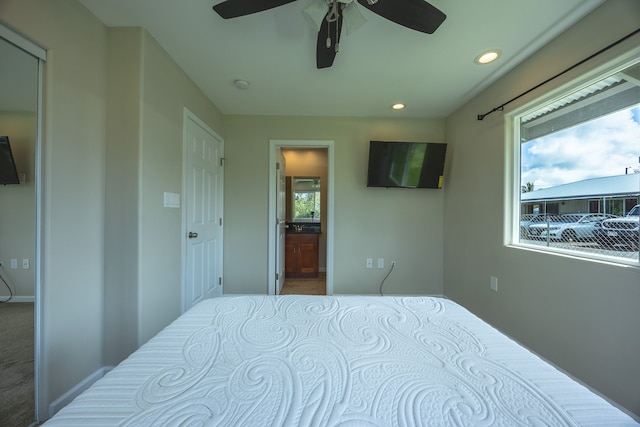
[219,217,222,226]
[220,157,225,167]
[276,273,279,281]
[218,277,222,285]
[276,162,280,170]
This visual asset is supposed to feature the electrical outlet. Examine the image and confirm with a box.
[22,258,30,269]
[490,276,498,292]
[377,258,384,269]
[11,258,18,269]
[366,258,373,269]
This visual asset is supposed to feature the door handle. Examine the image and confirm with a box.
[188,231,198,239]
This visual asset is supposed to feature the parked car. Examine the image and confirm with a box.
[528,213,617,241]
[520,214,561,238]
[595,204,639,249]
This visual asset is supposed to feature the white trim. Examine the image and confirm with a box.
[47,366,114,418]
[2,296,35,303]
[268,140,335,296]
[34,50,45,424]
[0,23,46,60]
[509,45,640,120]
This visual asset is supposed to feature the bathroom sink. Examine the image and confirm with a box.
[287,223,321,233]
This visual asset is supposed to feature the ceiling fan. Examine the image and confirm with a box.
[212,0,446,69]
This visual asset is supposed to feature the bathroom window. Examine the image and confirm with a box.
[293,177,321,220]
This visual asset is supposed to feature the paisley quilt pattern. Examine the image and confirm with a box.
[45,296,639,426]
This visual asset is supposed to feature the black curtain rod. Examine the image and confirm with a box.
[477,28,640,121]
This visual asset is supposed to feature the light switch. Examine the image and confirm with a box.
[163,192,180,208]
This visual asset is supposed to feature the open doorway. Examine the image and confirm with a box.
[268,140,334,296]
[280,150,326,295]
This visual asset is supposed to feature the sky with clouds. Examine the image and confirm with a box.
[521,106,640,190]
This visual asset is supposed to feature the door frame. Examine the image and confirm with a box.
[181,108,224,312]
[275,147,286,295]
[268,139,334,295]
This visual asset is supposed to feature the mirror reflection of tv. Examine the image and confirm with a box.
[367,141,447,189]
[0,136,20,185]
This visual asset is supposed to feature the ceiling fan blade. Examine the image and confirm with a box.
[316,7,343,69]
[357,0,446,34]
[213,0,296,19]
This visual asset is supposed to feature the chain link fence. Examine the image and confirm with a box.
[519,206,639,263]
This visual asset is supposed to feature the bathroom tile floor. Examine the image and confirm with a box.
[280,273,326,295]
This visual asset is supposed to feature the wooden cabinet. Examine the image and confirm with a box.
[285,233,319,278]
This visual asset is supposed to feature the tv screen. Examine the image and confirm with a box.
[0,136,20,185]
[367,141,446,189]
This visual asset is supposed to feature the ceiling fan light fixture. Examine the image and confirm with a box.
[474,49,501,65]
[342,2,367,34]
[302,0,329,31]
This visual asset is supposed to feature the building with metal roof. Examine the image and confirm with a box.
[521,173,639,216]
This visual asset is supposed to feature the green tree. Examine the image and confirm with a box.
[521,182,535,193]
[294,191,320,219]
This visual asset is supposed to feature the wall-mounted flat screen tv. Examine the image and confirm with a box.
[367,141,447,189]
[0,136,20,185]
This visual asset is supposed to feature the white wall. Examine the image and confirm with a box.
[444,0,640,416]
[224,116,446,295]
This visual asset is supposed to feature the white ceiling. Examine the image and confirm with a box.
[77,0,604,119]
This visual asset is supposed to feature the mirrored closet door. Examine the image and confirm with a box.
[0,28,44,426]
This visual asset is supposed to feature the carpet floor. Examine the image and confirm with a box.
[0,302,35,426]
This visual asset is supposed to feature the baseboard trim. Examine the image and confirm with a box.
[48,366,114,418]
[1,296,35,303]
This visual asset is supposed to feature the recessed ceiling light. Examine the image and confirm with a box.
[474,49,501,65]
[391,103,405,110]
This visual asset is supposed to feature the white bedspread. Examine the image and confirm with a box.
[44,296,639,426]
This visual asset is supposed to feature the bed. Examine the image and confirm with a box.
[44,296,639,426]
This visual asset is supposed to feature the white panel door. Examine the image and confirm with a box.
[275,149,286,294]
[184,114,223,310]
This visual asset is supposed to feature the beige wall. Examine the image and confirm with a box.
[444,0,640,416]
[0,0,108,416]
[224,116,446,295]
[103,28,224,364]
[4,0,638,421]
[0,113,36,298]
[1,0,224,418]
[103,27,143,366]
[137,29,223,344]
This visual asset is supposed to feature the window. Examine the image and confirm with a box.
[293,178,321,220]
[512,56,640,265]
